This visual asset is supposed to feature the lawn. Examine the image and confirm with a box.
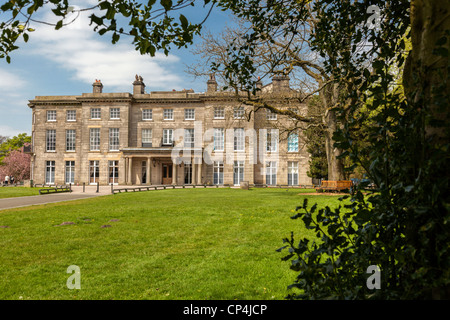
[0,187,41,199]
[0,188,344,300]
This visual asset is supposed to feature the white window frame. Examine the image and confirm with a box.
[287,133,299,152]
[45,160,56,184]
[213,161,224,185]
[142,129,152,147]
[214,128,225,151]
[47,110,56,122]
[89,160,100,184]
[163,109,174,120]
[46,129,56,152]
[233,106,245,119]
[266,109,277,120]
[90,108,101,119]
[184,128,195,147]
[66,129,76,152]
[266,129,278,152]
[234,128,245,151]
[110,108,120,119]
[66,110,76,122]
[90,128,100,151]
[65,160,75,184]
[214,107,225,119]
[142,109,153,120]
[184,108,195,120]
[233,160,244,186]
[288,161,299,186]
[266,161,277,186]
[109,160,119,185]
[109,128,120,151]
[163,129,173,145]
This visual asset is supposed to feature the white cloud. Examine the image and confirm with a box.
[26,3,184,92]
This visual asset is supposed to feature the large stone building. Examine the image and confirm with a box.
[28,75,311,186]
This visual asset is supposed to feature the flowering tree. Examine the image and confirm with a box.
[0,144,31,183]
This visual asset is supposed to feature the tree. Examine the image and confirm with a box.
[0,144,31,182]
[0,133,31,164]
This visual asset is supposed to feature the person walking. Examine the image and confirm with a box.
[5,175,9,185]
[10,176,14,185]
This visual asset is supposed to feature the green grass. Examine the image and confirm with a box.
[0,188,343,300]
[0,187,41,199]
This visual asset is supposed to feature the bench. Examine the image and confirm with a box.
[39,186,71,195]
[315,180,353,192]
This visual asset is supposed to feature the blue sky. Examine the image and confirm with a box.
[0,1,233,137]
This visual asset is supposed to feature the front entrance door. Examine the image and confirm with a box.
[162,164,172,184]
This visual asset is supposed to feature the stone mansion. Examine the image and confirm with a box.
[27,75,312,186]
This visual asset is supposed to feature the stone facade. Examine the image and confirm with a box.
[28,75,311,186]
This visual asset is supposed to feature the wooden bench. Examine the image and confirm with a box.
[39,186,71,195]
[316,180,353,192]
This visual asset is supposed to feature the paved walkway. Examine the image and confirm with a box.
[0,185,116,211]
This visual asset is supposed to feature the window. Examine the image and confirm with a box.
[66,110,76,121]
[109,128,120,151]
[266,161,277,185]
[47,110,56,122]
[90,108,101,119]
[184,163,192,184]
[90,128,100,151]
[45,161,55,184]
[46,129,56,152]
[214,128,224,151]
[163,129,173,145]
[142,109,152,120]
[184,108,195,120]
[266,109,277,120]
[66,129,76,152]
[109,160,119,184]
[214,161,224,185]
[266,129,278,152]
[234,128,245,151]
[110,108,120,119]
[287,133,299,152]
[184,128,195,147]
[89,160,100,184]
[288,161,299,186]
[214,107,225,119]
[233,106,245,119]
[142,129,152,147]
[163,109,173,120]
[65,161,75,184]
[233,161,244,186]
[142,161,147,184]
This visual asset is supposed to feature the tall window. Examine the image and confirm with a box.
[163,129,173,145]
[233,106,245,119]
[89,160,100,184]
[233,161,244,185]
[266,161,277,185]
[142,129,152,147]
[90,128,100,151]
[46,129,56,152]
[214,107,225,119]
[214,128,224,151]
[109,160,119,184]
[90,108,101,119]
[66,129,76,151]
[266,109,277,120]
[184,108,195,120]
[266,129,278,152]
[163,109,173,120]
[287,133,299,152]
[214,161,224,185]
[234,128,245,151]
[45,160,55,184]
[184,128,195,147]
[47,110,56,122]
[109,128,120,151]
[142,109,152,120]
[184,163,192,184]
[288,161,299,186]
[110,108,120,119]
[65,161,75,184]
[66,110,76,121]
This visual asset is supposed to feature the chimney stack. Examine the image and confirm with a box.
[272,74,290,93]
[207,73,217,93]
[92,79,103,93]
[133,74,145,95]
